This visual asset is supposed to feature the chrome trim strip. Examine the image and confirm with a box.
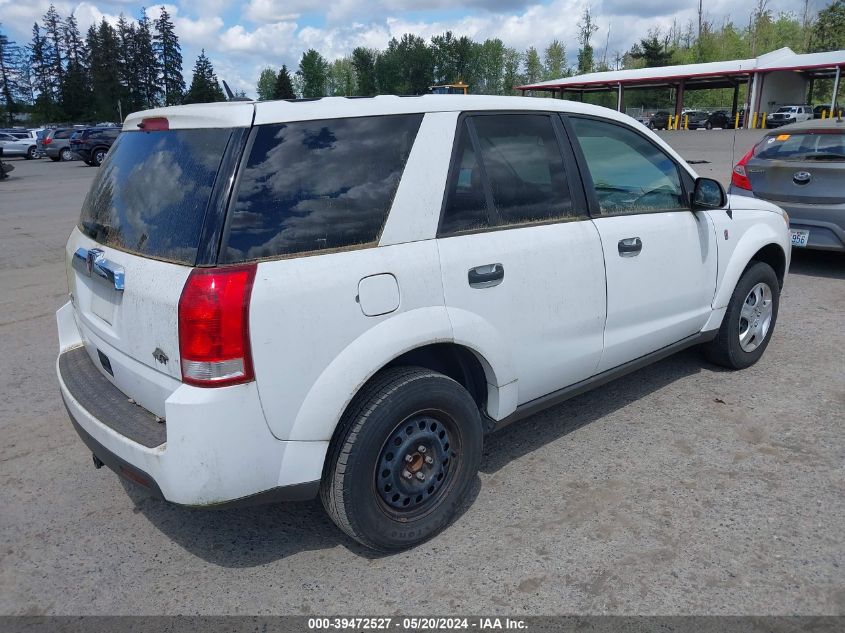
[72,247,125,291]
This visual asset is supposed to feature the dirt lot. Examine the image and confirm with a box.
[0,146,843,616]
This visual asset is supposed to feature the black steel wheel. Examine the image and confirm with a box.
[321,366,483,552]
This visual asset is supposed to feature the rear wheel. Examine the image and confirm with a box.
[60,148,72,161]
[25,146,37,160]
[92,147,107,166]
[321,366,483,552]
[702,261,780,369]
[705,121,713,130]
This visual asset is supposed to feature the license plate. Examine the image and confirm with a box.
[789,229,810,247]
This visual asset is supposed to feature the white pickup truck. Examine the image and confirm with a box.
[56,96,790,551]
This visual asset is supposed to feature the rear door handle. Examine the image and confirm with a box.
[468,263,504,288]
[617,237,642,257]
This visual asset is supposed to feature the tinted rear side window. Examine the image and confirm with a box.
[78,129,233,265]
[754,132,845,161]
[222,114,423,262]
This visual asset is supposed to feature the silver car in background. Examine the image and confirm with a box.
[38,128,76,161]
[730,117,845,252]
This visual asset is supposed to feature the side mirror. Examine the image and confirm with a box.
[692,177,727,209]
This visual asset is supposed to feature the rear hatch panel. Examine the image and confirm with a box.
[65,106,253,418]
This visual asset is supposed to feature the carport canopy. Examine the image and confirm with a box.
[518,47,845,128]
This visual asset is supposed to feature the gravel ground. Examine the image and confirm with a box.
[0,148,843,616]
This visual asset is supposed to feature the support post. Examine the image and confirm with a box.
[807,77,815,106]
[731,83,739,127]
[832,66,842,116]
[616,82,624,112]
[674,81,685,125]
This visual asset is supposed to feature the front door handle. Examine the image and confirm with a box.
[617,237,642,257]
[468,263,504,288]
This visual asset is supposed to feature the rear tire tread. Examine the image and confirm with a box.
[320,366,467,551]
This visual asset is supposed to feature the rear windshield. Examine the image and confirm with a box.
[78,129,232,264]
[222,114,423,263]
[755,131,845,161]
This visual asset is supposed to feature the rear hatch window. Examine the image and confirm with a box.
[755,131,845,161]
[221,114,423,262]
[78,128,233,265]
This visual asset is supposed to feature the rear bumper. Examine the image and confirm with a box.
[56,302,326,507]
[727,189,845,252]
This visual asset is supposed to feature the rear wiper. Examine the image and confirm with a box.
[81,219,111,240]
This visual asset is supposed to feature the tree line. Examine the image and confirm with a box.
[1,4,197,124]
[255,1,843,105]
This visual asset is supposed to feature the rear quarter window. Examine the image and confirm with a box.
[755,132,845,160]
[222,114,423,262]
[78,129,233,264]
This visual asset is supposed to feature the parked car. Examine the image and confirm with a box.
[70,127,121,165]
[703,110,736,129]
[683,110,710,129]
[0,131,39,159]
[648,110,671,129]
[730,117,845,251]
[39,128,77,161]
[57,96,790,552]
[766,105,813,128]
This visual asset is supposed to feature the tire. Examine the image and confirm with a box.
[321,366,483,552]
[60,148,72,161]
[648,122,655,129]
[92,147,107,166]
[702,261,780,370]
[25,146,36,160]
[705,121,713,130]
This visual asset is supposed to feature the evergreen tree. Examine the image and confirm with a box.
[256,67,276,100]
[29,23,58,121]
[184,49,225,104]
[154,6,184,105]
[0,26,26,124]
[41,4,64,101]
[273,65,295,99]
[523,46,543,84]
[116,14,138,110]
[351,47,377,96]
[297,49,329,98]
[88,19,123,121]
[60,13,90,121]
[136,10,161,108]
[629,34,673,67]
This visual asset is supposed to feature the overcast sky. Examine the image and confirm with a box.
[0,0,830,97]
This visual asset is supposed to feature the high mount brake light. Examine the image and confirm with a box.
[138,117,169,131]
[731,147,755,191]
[178,265,256,387]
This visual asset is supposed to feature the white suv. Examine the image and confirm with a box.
[766,105,813,128]
[57,96,790,551]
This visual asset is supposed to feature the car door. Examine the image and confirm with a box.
[565,115,718,373]
[437,113,607,405]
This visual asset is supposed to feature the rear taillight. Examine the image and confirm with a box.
[43,137,52,145]
[178,264,256,387]
[731,147,755,191]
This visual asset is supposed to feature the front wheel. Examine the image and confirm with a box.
[92,148,107,166]
[321,366,483,552]
[25,146,37,159]
[702,261,780,369]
